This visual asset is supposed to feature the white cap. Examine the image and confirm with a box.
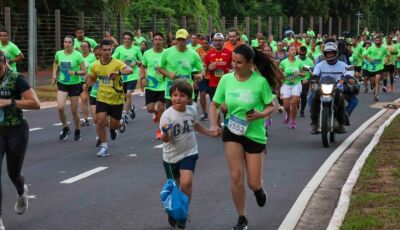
[213,33,224,40]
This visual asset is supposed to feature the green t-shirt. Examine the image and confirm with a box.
[397,50,400,69]
[269,40,277,53]
[365,44,388,72]
[351,45,364,67]
[159,46,203,99]
[55,50,84,85]
[213,71,275,144]
[296,56,314,80]
[0,41,22,71]
[133,36,146,47]
[307,30,315,37]
[74,37,97,52]
[112,45,143,82]
[240,34,249,43]
[251,39,259,48]
[82,53,96,82]
[307,49,320,62]
[279,58,303,85]
[88,61,99,98]
[187,43,201,51]
[361,48,370,70]
[283,37,294,44]
[142,48,165,91]
[384,43,398,65]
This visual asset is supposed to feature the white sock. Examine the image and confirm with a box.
[101,143,108,149]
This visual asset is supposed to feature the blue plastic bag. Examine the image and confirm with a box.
[160,179,189,222]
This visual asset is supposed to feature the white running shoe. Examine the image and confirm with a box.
[119,119,126,133]
[15,184,28,215]
[96,147,109,157]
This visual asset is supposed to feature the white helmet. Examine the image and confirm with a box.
[323,42,338,61]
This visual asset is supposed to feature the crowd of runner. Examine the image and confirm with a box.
[0,24,400,230]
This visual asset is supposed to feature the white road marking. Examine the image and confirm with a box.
[128,154,137,157]
[60,167,108,184]
[278,108,388,230]
[53,122,70,126]
[29,127,43,132]
[154,144,163,149]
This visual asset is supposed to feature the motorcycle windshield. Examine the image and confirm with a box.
[320,76,337,85]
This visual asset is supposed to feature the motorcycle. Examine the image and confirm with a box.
[307,65,355,148]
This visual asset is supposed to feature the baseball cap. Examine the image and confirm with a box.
[176,29,189,39]
[213,33,224,40]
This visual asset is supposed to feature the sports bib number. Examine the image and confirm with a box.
[227,115,248,136]
[214,69,224,78]
[101,77,114,87]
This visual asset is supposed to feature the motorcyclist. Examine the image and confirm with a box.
[310,42,349,134]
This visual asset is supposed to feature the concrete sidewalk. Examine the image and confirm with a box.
[295,100,400,230]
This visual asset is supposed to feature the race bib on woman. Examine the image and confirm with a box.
[227,115,248,136]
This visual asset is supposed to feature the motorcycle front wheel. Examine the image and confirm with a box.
[321,108,330,147]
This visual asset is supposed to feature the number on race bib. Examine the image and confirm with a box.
[227,115,249,136]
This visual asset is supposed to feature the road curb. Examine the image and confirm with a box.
[278,108,388,230]
[327,108,400,230]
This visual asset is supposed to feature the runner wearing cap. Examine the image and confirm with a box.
[158,29,203,108]
[203,33,232,124]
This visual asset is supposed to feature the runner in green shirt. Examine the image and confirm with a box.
[112,31,143,123]
[350,38,364,81]
[382,35,398,92]
[296,46,314,117]
[140,32,166,139]
[0,29,24,71]
[187,33,202,51]
[80,41,96,126]
[133,29,147,47]
[364,36,388,101]
[52,35,86,141]
[307,28,315,38]
[158,29,203,108]
[251,33,263,48]
[268,34,277,53]
[240,32,249,44]
[74,27,97,52]
[307,40,321,62]
[279,45,304,128]
[208,44,283,230]
[86,46,102,147]
[361,41,371,93]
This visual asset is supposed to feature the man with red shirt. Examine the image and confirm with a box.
[204,33,232,101]
[290,35,303,50]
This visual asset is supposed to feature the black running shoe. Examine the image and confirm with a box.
[177,220,186,229]
[74,129,82,141]
[59,127,71,140]
[168,215,177,228]
[254,188,267,207]
[200,113,208,121]
[110,129,118,140]
[232,216,248,230]
[95,138,101,147]
[129,105,136,119]
[80,119,90,126]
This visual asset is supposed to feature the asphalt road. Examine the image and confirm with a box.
[1,84,399,230]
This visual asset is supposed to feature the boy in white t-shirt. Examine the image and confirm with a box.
[160,79,220,228]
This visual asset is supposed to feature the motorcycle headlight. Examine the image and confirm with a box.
[321,84,334,94]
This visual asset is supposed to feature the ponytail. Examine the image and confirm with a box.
[253,47,283,90]
[234,44,283,90]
